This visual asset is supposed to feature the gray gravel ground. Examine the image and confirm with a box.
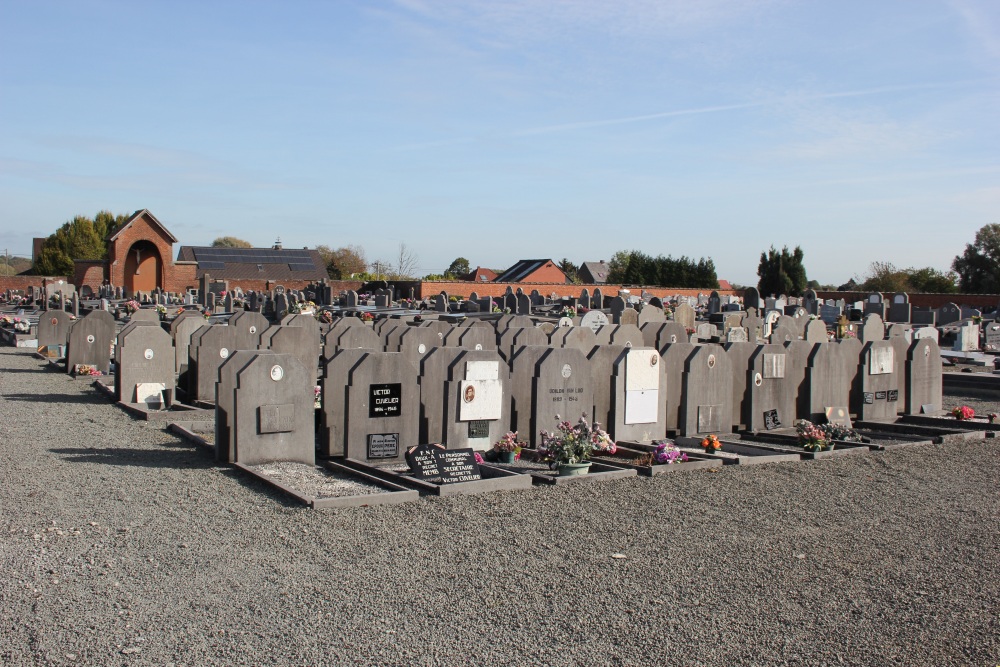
[1,347,998,667]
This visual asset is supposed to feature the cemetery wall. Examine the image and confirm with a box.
[73,260,106,293]
[0,275,70,292]
[817,291,999,310]
[418,280,741,300]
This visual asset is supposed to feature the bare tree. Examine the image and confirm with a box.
[387,243,419,280]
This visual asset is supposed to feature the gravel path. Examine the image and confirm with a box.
[1,347,998,666]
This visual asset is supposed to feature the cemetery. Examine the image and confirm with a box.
[3,273,999,666]
[2,278,998,507]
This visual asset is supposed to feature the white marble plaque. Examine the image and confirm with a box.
[625,349,659,391]
[135,382,166,409]
[465,360,499,381]
[459,379,502,421]
[869,346,894,375]
[625,389,658,424]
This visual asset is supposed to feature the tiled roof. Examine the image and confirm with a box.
[580,261,610,284]
[175,246,327,281]
[108,209,178,243]
[494,259,554,283]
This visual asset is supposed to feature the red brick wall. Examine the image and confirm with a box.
[817,291,1000,310]
[164,263,198,294]
[523,262,567,284]
[419,281,741,301]
[73,261,106,293]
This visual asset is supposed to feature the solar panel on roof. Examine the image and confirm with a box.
[288,262,316,272]
[200,261,226,270]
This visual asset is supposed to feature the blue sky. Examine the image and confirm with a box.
[1,0,998,286]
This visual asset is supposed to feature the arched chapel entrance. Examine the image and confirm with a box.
[124,240,162,294]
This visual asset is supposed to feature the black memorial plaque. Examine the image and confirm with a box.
[863,392,875,404]
[405,443,445,478]
[887,389,898,402]
[367,433,399,459]
[369,383,402,418]
[435,448,482,484]
[467,420,490,439]
[763,409,781,430]
[875,391,887,401]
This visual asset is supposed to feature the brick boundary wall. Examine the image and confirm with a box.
[417,281,741,301]
[0,276,71,293]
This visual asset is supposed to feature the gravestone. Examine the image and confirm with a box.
[888,293,911,323]
[228,310,269,351]
[804,319,827,343]
[679,344,733,436]
[953,323,980,352]
[912,326,939,343]
[260,325,320,380]
[36,310,72,356]
[441,350,510,450]
[983,322,1000,352]
[115,325,174,406]
[864,293,885,318]
[550,326,597,355]
[499,327,547,362]
[905,339,942,415]
[172,315,208,378]
[726,327,748,343]
[227,353,314,466]
[673,303,695,331]
[745,344,796,432]
[526,347,594,449]
[579,310,609,333]
[608,347,666,442]
[66,312,114,375]
[937,303,960,325]
[637,304,666,326]
[342,352,419,464]
[660,343,695,433]
[852,341,898,421]
[188,324,241,402]
[858,314,885,343]
[804,342,853,424]
[707,291,721,315]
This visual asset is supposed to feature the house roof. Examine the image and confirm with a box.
[108,209,178,244]
[717,279,733,290]
[175,246,328,281]
[494,259,561,283]
[466,266,499,282]
[580,261,610,284]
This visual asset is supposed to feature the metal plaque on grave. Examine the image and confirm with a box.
[405,443,445,478]
[435,448,482,483]
[369,383,402,417]
[697,405,721,433]
[763,409,781,430]
[258,404,295,434]
[467,420,490,439]
[367,433,400,459]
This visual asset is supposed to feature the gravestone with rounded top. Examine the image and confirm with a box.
[905,338,942,415]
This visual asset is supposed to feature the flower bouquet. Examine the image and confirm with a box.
[124,300,141,315]
[951,405,975,421]
[492,431,525,464]
[795,420,831,452]
[700,434,722,453]
[538,414,616,476]
[652,440,688,465]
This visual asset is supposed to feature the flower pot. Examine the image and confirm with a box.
[496,450,517,464]
[558,462,591,477]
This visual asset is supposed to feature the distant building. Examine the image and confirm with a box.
[717,279,733,290]
[466,266,499,283]
[175,244,327,283]
[578,260,610,284]
[493,259,567,284]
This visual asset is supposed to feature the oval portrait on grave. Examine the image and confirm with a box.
[249,326,257,334]
[464,385,476,403]
[650,354,658,366]
[417,343,427,354]
[270,365,284,382]
[86,335,95,344]
[144,349,154,360]
[475,344,483,350]
[707,354,716,369]
[50,318,58,326]
[219,347,229,359]
[561,364,572,378]
[754,372,763,387]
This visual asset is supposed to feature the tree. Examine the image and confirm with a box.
[952,224,1000,293]
[444,257,470,279]
[30,210,131,275]
[559,258,580,284]
[906,267,957,293]
[859,261,910,293]
[607,250,718,288]
[757,246,808,297]
[316,244,368,279]
[211,236,253,248]
[388,243,419,280]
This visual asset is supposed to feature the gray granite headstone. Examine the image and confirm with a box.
[905,339,942,415]
[804,342,853,423]
[66,312,114,374]
[115,324,174,406]
[679,344,733,436]
[344,352,419,464]
[853,340,898,421]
